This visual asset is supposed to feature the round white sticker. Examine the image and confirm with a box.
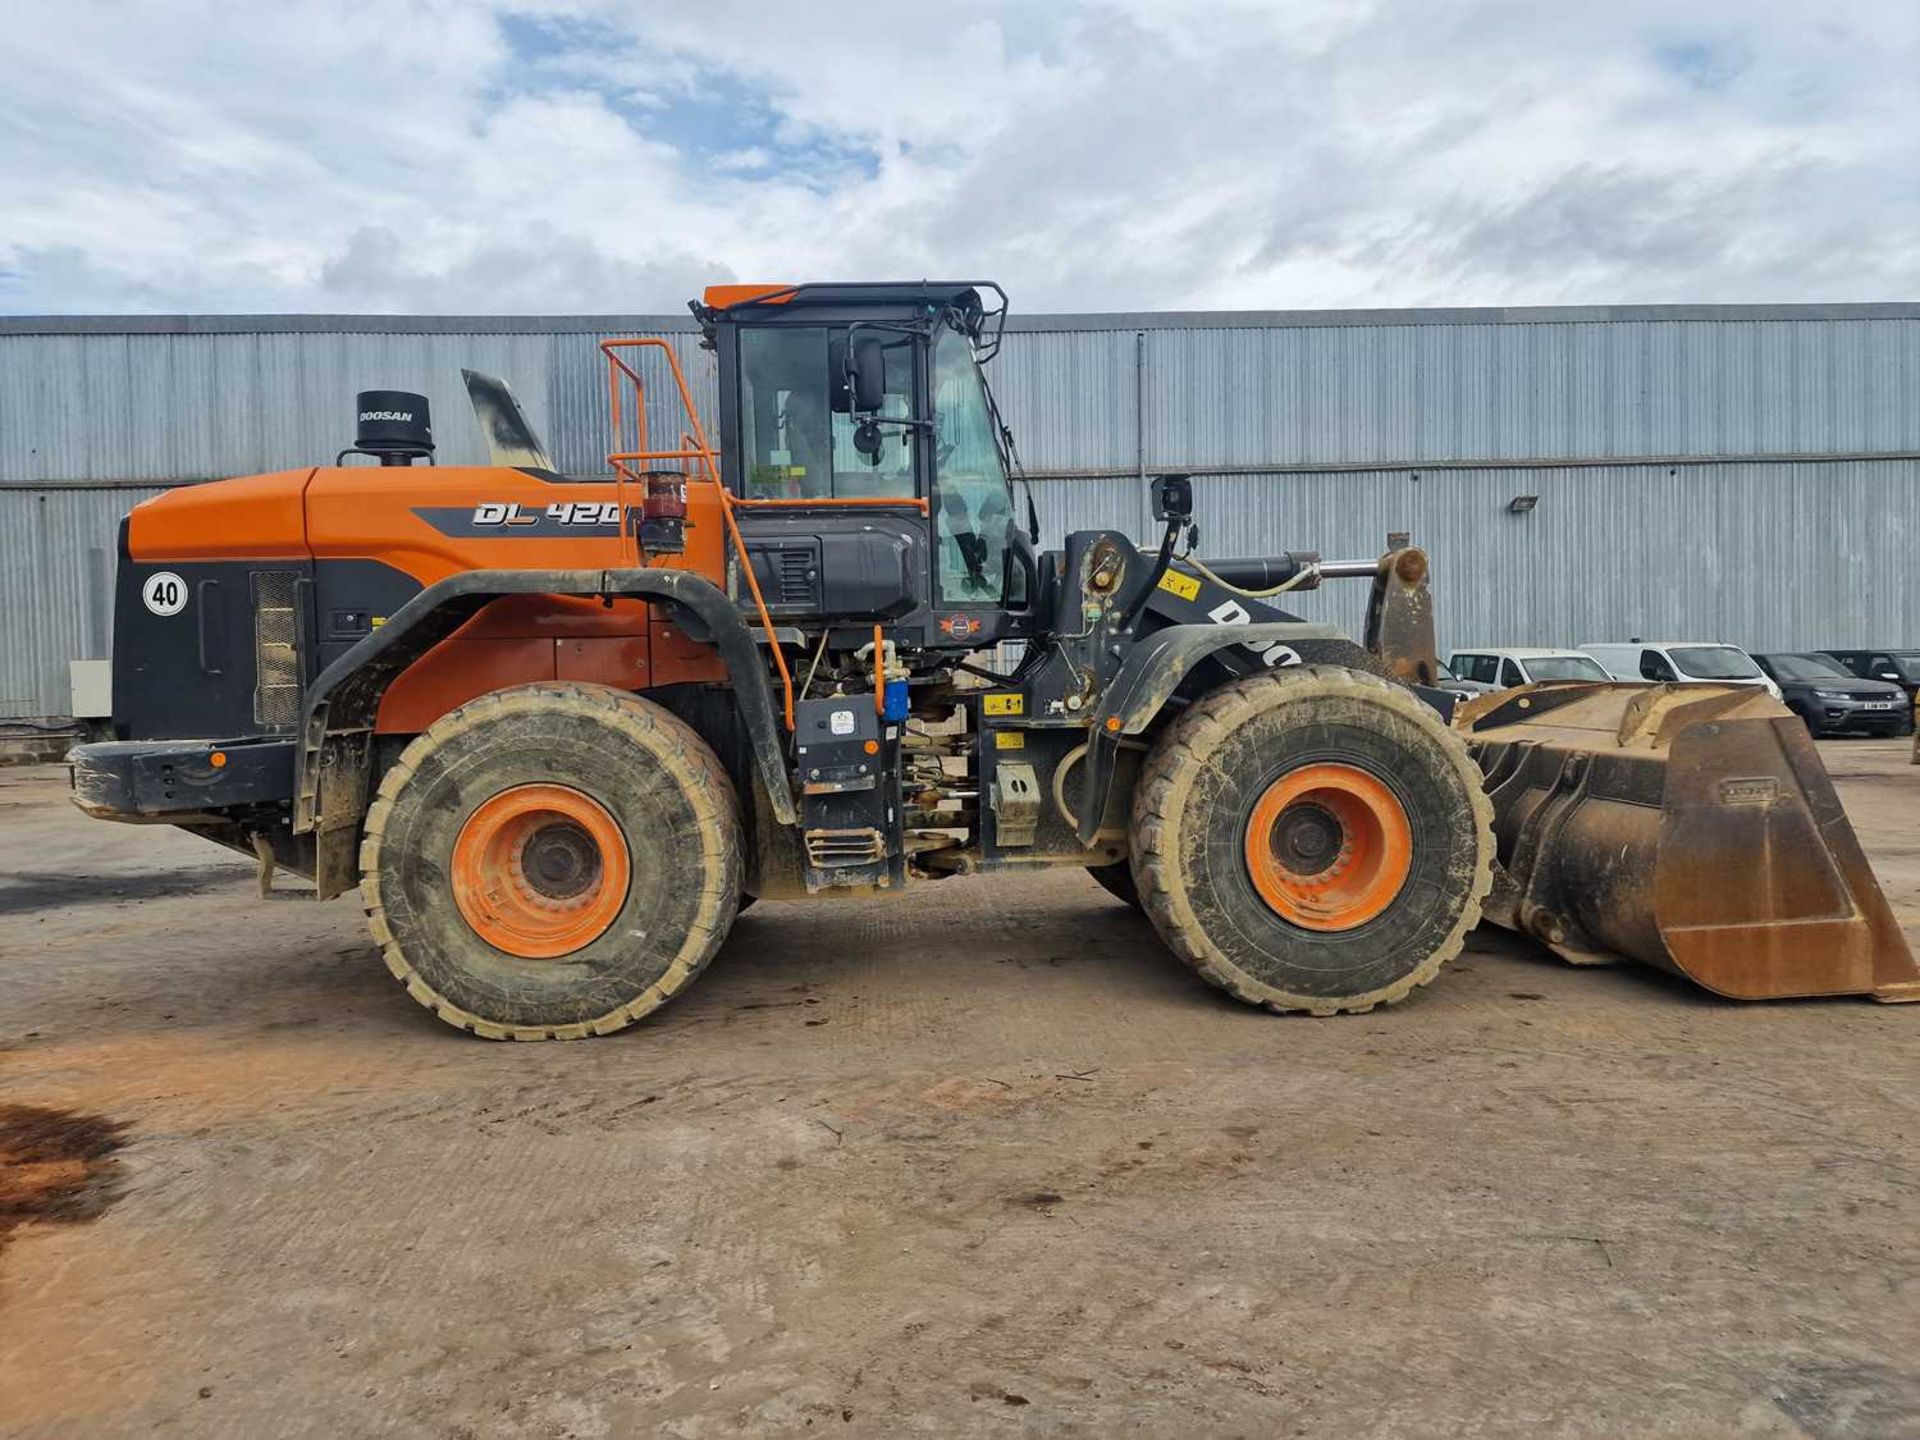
[142,571,188,617]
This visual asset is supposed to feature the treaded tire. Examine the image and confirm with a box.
[1087,861,1142,909]
[1131,665,1494,1015]
[360,683,741,1040]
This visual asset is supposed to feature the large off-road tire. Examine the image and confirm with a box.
[1131,665,1494,1015]
[360,683,742,1040]
[1086,861,1142,909]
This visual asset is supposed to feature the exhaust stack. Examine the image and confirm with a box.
[344,390,434,466]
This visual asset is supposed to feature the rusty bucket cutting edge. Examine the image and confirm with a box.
[1454,682,1920,1003]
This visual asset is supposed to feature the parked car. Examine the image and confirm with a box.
[1450,647,1612,690]
[1753,652,1908,737]
[1579,641,1783,700]
[1819,649,1920,716]
[1433,657,1498,698]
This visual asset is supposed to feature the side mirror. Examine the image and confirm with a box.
[831,331,888,415]
[828,332,888,415]
[1151,472,1193,522]
[1879,671,1900,681]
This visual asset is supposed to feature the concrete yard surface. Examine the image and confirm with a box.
[2,740,1918,1437]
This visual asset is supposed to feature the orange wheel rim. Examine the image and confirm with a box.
[451,784,630,959]
[1243,763,1413,931]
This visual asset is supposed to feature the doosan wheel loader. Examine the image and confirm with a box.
[70,282,1919,1038]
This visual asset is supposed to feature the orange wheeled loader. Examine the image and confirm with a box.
[70,282,1918,1037]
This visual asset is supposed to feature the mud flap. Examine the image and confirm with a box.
[1457,682,1920,1002]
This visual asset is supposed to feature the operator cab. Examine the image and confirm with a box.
[698,282,1036,648]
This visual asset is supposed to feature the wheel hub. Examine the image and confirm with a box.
[1270,801,1343,877]
[519,821,600,901]
[1244,763,1413,931]
[451,784,631,959]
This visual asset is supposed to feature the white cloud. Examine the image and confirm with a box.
[0,0,1915,314]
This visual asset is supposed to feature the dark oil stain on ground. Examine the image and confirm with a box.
[0,1104,128,1254]
[0,867,243,918]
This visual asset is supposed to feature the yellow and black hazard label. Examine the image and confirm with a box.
[994,731,1026,750]
[982,693,1024,716]
[1157,568,1201,601]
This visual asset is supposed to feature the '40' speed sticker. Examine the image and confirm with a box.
[142,571,188,616]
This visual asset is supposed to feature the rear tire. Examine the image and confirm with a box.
[360,683,742,1040]
[1131,666,1494,1014]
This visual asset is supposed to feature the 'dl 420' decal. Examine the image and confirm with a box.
[411,502,641,537]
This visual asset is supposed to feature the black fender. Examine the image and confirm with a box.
[294,567,795,898]
[1072,621,1349,846]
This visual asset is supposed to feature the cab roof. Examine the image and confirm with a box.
[701,281,990,314]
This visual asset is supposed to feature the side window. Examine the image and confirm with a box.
[740,326,830,498]
[739,326,914,499]
[1499,658,1524,687]
[1641,649,1677,682]
[831,337,916,497]
[1870,653,1898,679]
[932,324,1012,605]
[1455,654,1490,683]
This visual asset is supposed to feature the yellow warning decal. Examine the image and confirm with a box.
[994,730,1025,749]
[1157,569,1201,601]
[983,693,1024,716]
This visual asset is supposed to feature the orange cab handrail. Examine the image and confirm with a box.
[600,337,796,730]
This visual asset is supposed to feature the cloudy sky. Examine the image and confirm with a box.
[1,1,1914,315]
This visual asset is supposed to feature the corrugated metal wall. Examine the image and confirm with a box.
[1100,459,1920,656]
[0,486,164,718]
[4,305,1917,718]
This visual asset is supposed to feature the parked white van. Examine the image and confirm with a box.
[1449,647,1612,690]
[1578,641,1782,700]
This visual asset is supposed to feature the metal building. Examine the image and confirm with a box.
[4,303,1918,721]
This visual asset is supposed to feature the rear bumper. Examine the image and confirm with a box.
[69,736,296,820]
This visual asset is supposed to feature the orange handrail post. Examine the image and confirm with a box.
[716,488,796,731]
[600,337,795,729]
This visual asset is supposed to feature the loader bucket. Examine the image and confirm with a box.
[1454,682,1920,1002]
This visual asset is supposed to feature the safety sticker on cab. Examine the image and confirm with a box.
[982,694,1024,716]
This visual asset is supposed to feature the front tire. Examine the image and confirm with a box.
[1131,666,1493,1014]
[360,683,742,1040]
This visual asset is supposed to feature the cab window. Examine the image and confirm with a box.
[1640,649,1678,682]
[1499,658,1524,687]
[739,326,915,499]
[931,322,1012,604]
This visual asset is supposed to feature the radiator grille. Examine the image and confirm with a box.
[773,547,816,606]
[805,828,885,866]
[252,571,301,728]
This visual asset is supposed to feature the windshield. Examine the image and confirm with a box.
[1766,654,1850,682]
[931,321,1012,604]
[1527,655,1610,682]
[738,326,915,499]
[1670,645,1762,680]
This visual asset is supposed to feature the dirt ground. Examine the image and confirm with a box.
[2,740,1918,1439]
